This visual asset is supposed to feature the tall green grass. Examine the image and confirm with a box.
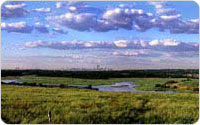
[1,85,199,124]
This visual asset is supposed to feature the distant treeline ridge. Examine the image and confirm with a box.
[1,69,199,79]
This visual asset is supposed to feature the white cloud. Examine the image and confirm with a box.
[149,40,160,46]
[47,7,154,32]
[2,2,28,18]
[93,20,117,32]
[118,3,136,8]
[34,22,49,33]
[1,21,53,34]
[114,40,127,47]
[24,40,44,48]
[1,22,7,29]
[149,39,180,46]
[55,1,94,14]
[1,22,33,33]
[68,6,77,12]
[102,8,152,30]
[4,3,26,9]
[47,12,97,31]
[3,2,197,34]
[113,50,149,56]
[156,8,176,15]
[147,1,199,34]
[55,1,82,9]
[160,14,181,21]
[148,1,166,9]
[84,42,94,47]
[47,2,199,34]
[148,1,176,15]
[22,39,198,53]
[162,39,180,46]
[32,7,51,13]
[55,2,65,8]
[52,28,68,34]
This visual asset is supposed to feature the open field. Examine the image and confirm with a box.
[1,85,199,124]
[1,70,199,124]
[2,75,199,92]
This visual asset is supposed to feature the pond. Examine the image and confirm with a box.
[92,81,176,93]
[1,79,176,93]
[92,81,140,92]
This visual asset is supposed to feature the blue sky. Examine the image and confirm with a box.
[1,1,199,70]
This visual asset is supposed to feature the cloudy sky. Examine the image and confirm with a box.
[1,1,199,70]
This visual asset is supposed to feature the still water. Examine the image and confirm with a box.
[2,80,176,93]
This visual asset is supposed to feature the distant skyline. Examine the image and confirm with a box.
[1,1,199,70]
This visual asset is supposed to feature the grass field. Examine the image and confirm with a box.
[1,84,199,124]
[1,75,199,124]
[2,75,199,92]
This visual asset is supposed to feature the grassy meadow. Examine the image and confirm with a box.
[1,74,199,124]
[2,75,199,92]
[1,84,199,124]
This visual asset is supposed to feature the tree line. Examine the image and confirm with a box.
[1,69,198,79]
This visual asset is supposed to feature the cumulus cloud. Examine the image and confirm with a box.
[24,40,44,48]
[46,2,200,34]
[156,18,199,34]
[1,22,33,33]
[1,22,51,34]
[49,2,199,34]
[112,50,151,57]
[2,2,199,34]
[32,7,51,13]
[159,14,181,21]
[173,19,199,34]
[1,2,28,18]
[55,1,101,14]
[148,1,177,15]
[22,39,198,53]
[55,2,66,9]
[4,3,26,9]
[47,7,155,32]
[22,39,198,60]
[93,20,117,32]
[148,1,199,34]
[52,28,68,34]
[34,22,49,33]
[102,8,154,31]
[47,12,97,31]
[114,40,128,47]
[148,1,165,9]
[156,8,176,15]
[149,39,180,46]
[149,39,198,52]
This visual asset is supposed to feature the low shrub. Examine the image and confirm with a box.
[165,80,178,84]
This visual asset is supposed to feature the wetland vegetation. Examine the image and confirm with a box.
[1,69,199,124]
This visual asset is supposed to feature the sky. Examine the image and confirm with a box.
[1,1,199,70]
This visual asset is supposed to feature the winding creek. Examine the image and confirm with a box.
[1,79,176,93]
